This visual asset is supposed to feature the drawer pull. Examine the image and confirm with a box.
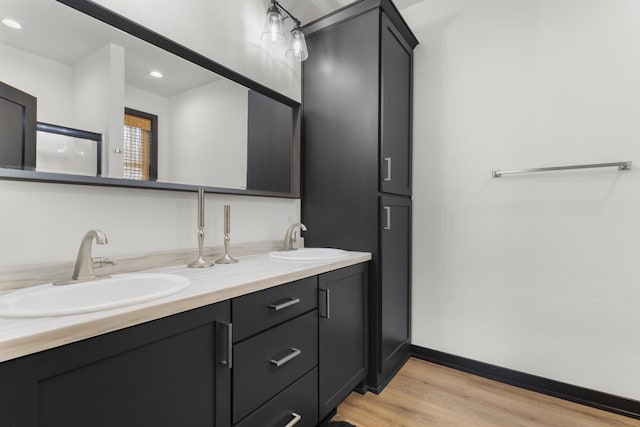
[270,348,302,367]
[269,297,301,311]
[284,412,302,427]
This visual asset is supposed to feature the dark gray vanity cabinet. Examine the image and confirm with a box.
[302,0,418,392]
[0,301,232,427]
[0,264,371,427]
[318,263,369,420]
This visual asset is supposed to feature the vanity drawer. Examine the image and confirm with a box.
[235,367,318,427]
[233,310,318,423]
[232,276,317,342]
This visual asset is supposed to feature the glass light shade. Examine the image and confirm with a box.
[285,27,308,62]
[261,7,286,47]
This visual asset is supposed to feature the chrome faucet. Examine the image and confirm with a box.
[281,222,307,251]
[70,230,116,282]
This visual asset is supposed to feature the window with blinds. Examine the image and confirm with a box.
[123,112,152,180]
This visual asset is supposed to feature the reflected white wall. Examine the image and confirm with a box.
[0,42,73,126]
[72,43,125,178]
[125,81,249,189]
[166,79,248,189]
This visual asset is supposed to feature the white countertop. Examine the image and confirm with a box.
[0,251,371,363]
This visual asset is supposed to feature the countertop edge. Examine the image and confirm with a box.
[0,252,371,363]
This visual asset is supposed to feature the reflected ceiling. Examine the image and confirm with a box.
[0,0,218,97]
[285,0,424,24]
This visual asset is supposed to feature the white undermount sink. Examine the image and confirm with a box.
[0,273,190,318]
[268,247,349,261]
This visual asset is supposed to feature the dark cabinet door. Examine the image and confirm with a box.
[246,90,296,194]
[380,195,411,377]
[302,8,380,253]
[0,81,37,170]
[318,263,369,420]
[380,14,412,196]
[0,302,232,427]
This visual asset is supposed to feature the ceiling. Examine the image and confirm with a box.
[0,0,421,97]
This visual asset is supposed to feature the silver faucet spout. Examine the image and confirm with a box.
[72,230,109,281]
[281,222,307,251]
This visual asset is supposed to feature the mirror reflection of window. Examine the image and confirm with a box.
[123,108,157,181]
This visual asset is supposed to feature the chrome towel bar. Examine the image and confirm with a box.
[492,161,632,178]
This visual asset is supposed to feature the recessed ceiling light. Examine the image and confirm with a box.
[2,18,22,30]
[150,71,163,79]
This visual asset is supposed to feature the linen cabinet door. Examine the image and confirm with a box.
[318,263,369,420]
[380,195,411,378]
[380,13,413,197]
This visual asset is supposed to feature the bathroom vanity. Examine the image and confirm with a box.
[0,0,410,425]
[0,252,370,427]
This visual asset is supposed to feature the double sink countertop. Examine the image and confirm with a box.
[0,250,371,364]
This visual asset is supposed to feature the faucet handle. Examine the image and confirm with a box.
[293,223,307,241]
[281,222,308,251]
[92,257,117,268]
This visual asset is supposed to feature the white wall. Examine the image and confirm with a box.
[166,79,248,189]
[92,0,301,102]
[0,180,298,268]
[404,0,640,400]
[0,2,301,269]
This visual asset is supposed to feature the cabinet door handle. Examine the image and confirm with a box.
[384,206,391,230]
[319,288,331,319]
[269,297,301,311]
[384,157,392,181]
[270,348,302,367]
[284,413,302,427]
[220,322,233,369]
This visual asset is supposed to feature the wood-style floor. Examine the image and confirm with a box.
[332,358,639,427]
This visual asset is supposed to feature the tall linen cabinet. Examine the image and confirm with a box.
[302,0,418,391]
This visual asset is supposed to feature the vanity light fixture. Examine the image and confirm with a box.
[261,0,308,62]
[286,24,308,62]
[261,1,286,47]
[149,70,163,78]
[2,18,22,29]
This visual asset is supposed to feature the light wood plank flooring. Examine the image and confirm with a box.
[333,358,639,427]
